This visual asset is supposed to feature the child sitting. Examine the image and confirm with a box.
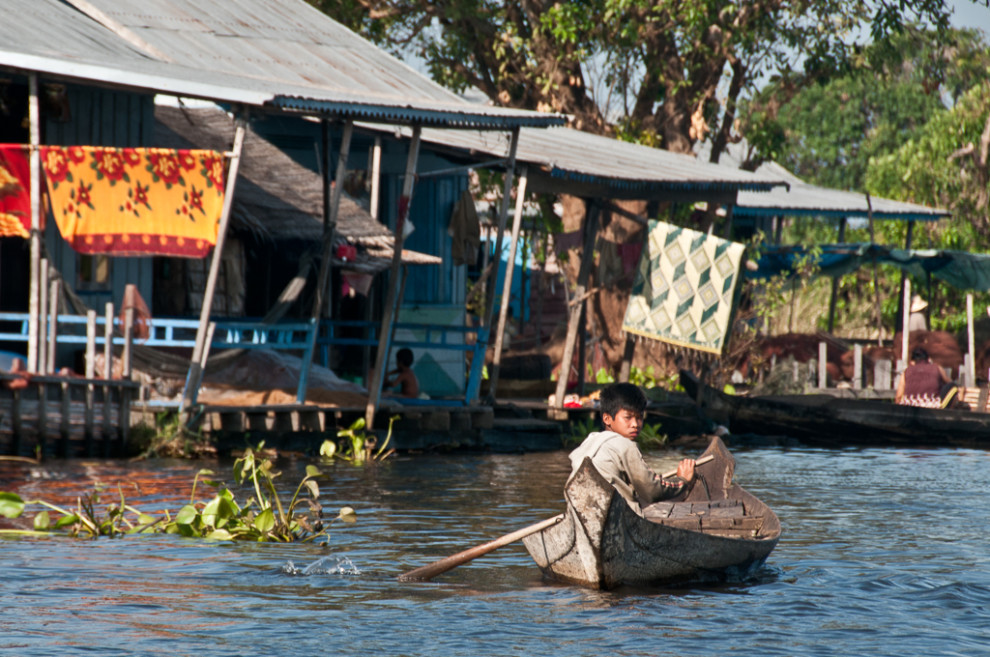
[384,347,420,399]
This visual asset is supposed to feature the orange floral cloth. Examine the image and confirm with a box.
[41,145,227,257]
[0,144,31,238]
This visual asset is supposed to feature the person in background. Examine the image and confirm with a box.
[895,347,952,408]
[384,347,419,399]
[908,295,928,332]
[568,382,695,515]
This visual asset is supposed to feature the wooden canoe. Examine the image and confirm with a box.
[522,437,780,589]
[680,370,990,448]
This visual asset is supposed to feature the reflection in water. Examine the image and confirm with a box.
[1,445,989,656]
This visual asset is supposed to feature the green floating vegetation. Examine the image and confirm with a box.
[319,415,397,465]
[0,443,355,542]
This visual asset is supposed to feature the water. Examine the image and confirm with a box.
[2,444,989,656]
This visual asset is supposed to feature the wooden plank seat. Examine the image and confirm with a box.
[642,499,765,538]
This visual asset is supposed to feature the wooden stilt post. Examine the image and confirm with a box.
[901,279,911,364]
[473,127,521,404]
[85,310,96,454]
[618,335,635,382]
[967,293,975,386]
[366,126,422,429]
[896,219,915,330]
[47,278,60,374]
[866,194,883,346]
[27,74,41,374]
[303,120,354,403]
[38,260,48,376]
[369,137,382,220]
[827,217,846,334]
[553,201,599,411]
[181,114,247,414]
[488,165,528,400]
[122,305,134,380]
[103,302,113,378]
[481,128,520,333]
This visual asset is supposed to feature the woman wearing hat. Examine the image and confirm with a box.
[908,295,928,332]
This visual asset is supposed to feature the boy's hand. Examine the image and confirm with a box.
[676,458,695,483]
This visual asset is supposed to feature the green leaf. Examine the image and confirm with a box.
[254,508,275,533]
[304,480,319,499]
[319,440,336,458]
[206,529,233,541]
[0,492,25,518]
[305,464,322,478]
[54,514,79,529]
[175,504,200,526]
[33,510,50,530]
[338,506,357,523]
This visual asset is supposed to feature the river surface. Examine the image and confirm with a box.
[1,442,988,656]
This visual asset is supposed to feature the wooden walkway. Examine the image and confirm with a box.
[0,374,140,458]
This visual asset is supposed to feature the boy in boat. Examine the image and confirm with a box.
[569,382,695,515]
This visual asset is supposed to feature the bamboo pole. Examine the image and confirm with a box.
[27,74,41,374]
[480,127,521,336]
[181,115,246,412]
[366,126,422,429]
[553,202,599,410]
[303,121,354,402]
[488,166,528,400]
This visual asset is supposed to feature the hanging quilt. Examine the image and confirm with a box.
[0,144,31,238]
[41,146,226,257]
[622,220,745,355]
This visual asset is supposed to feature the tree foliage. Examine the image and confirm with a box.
[310,0,953,160]
[742,26,990,191]
[867,82,990,243]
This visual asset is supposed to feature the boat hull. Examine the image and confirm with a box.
[680,370,990,447]
[523,437,780,589]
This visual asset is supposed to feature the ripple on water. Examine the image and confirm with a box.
[1,447,990,657]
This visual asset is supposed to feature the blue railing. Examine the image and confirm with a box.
[0,313,490,405]
[0,312,317,402]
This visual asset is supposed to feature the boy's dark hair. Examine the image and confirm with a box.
[599,382,647,418]
[911,347,929,362]
[396,348,414,368]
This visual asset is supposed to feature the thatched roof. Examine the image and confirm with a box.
[154,105,441,271]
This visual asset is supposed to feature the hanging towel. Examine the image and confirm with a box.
[41,145,226,257]
[448,189,480,266]
[0,144,31,238]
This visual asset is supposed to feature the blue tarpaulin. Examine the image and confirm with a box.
[749,243,990,291]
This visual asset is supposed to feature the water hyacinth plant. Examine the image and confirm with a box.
[0,443,356,542]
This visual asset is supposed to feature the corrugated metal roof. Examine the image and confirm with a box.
[0,0,564,129]
[374,125,789,197]
[734,180,950,221]
[700,143,950,221]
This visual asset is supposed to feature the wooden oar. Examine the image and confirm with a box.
[397,453,716,582]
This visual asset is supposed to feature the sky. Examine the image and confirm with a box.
[948,0,990,32]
